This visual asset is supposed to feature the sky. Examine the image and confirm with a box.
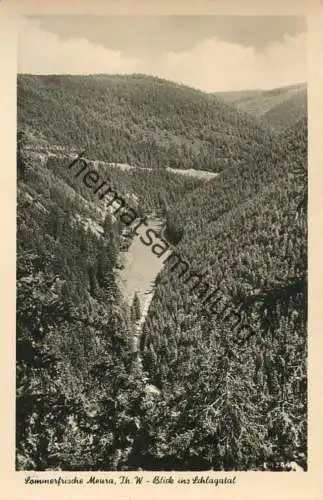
[18,15,307,92]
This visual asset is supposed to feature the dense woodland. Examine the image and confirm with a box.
[142,117,307,470]
[16,74,307,471]
[18,74,278,172]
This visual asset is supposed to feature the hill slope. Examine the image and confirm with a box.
[16,125,205,470]
[18,74,278,172]
[216,83,307,131]
[140,117,307,470]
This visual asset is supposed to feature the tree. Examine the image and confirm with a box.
[17,129,28,181]
[131,293,141,323]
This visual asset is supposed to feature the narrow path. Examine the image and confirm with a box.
[117,218,166,394]
[133,291,162,395]
[132,292,154,354]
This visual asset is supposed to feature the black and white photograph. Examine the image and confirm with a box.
[16,14,307,472]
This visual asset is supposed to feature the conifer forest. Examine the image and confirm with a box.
[16,72,307,472]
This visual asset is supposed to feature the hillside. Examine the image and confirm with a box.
[141,117,307,470]
[18,74,278,173]
[215,83,307,131]
[19,127,203,219]
[16,125,205,470]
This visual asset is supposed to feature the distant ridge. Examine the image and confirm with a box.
[215,82,307,130]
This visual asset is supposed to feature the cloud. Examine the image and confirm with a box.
[18,17,141,75]
[18,17,306,91]
[157,33,306,91]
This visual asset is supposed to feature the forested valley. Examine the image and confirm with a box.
[16,74,307,471]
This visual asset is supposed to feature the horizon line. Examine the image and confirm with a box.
[16,72,307,94]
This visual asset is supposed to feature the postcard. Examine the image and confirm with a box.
[0,0,322,499]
